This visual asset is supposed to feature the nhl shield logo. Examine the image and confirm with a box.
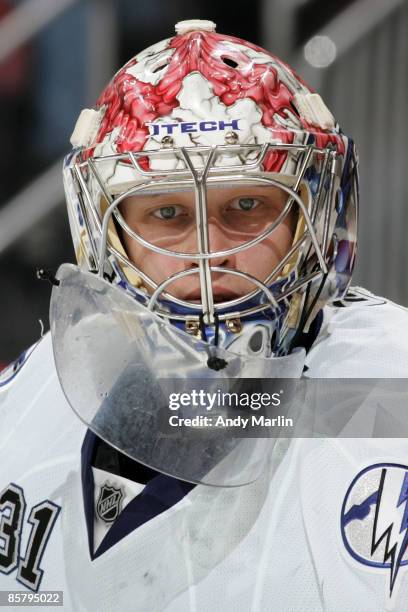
[96,484,123,523]
[341,463,408,597]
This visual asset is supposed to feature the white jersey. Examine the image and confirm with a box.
[1,288,408,611]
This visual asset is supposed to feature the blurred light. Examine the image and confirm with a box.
[304,35,337,68]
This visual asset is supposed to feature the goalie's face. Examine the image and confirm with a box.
[120,184,296,302]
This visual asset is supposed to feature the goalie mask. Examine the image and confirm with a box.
[55,19,358,485]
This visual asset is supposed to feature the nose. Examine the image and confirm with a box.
[207,219,234,268]
[184,219,235,269]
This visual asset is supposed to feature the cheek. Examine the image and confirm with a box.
[275,222,296,255]
[121,230,191,293]
[235,225,294,274]
[133,248,186,284]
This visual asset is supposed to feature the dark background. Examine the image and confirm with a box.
[0,0,407,365]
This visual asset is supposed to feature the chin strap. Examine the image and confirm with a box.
[199,312,229,371]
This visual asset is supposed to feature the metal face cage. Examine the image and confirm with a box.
[64,141,348,343]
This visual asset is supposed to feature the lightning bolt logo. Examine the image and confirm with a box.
[371,469,408,596]
[341,463,408,602]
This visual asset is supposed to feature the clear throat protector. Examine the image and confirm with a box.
[50,264,305,487]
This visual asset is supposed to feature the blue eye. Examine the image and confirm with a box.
[153,206,181,219]
[232,198,260,211]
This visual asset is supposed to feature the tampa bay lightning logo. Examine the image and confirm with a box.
[341,463,408,596]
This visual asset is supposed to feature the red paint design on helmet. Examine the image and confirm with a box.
[86,30,344,165]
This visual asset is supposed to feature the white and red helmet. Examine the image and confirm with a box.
[63,19,358,356]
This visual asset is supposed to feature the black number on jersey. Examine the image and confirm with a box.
[0,484,25,573]
[0,484,60,591]
[17,501,60,591]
